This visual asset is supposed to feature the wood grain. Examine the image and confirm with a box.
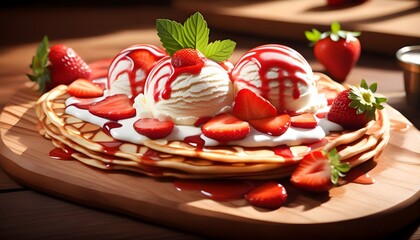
[0,86,419,240]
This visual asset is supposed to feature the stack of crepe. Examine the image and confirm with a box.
[35,73,390,179]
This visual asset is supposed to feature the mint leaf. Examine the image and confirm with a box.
[203,39,236,62]
[156,12,236,62]
[183,12,209,52]
[156,19,186,56]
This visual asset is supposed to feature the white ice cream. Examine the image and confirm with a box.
[134,57,234,125]
[231,44,327,114]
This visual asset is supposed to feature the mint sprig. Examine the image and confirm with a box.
[156,12,236,62]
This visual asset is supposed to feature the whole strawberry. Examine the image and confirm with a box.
[27,36,91,92]
[306,22,361,82]
[327,79,387,129]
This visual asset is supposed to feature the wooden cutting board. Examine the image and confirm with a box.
[0,86,419,239]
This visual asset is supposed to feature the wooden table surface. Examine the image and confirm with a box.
[0,2,419,239]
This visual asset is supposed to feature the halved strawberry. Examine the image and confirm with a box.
[133,118,174,140]
[171,48,205,74]
[244,182,288,209]
[201,113,250,142]
[248,113,291,136]
[88,94,136,121]
[232,88,277,121]
[291,113,317,129]
[290,149,350,192]
[67,79,104,98]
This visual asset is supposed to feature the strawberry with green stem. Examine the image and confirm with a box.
[28,36,91,92]
[328,79,387,130]
[291,148,351,192]
[306,22,361,82]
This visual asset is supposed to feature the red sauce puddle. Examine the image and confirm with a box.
[174,180,260,201]
[49,147,76,160]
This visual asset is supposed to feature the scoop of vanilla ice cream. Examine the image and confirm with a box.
[108,58,136,96]
[134,57,234,125]
[107,44,167,98]
[231,44,326,113]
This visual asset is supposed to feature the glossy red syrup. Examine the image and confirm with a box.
[174,180,260,201]
[152,58,205,102]
[49,147,76,160]
[344,169,375,185]
[98,141,123,155]
[273,145,294,158]
[108,44,167,97]
[231,44,310,111]
[102,121,123,136]
[140,149,163,165]
[184,135,205,151]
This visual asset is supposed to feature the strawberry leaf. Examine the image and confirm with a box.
[27,35,51,92]
[306,21,361,45]
[348,80,387,121]
[305,29,321,44]
[183,12,209,52]
[331,21,340,34]
[156,19,186,56]
[327,148,350,185]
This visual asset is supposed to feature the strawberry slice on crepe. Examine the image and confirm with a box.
[88,94,136,121]
[291,149,350,192]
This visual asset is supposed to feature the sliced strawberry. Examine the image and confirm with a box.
[291,113,317,129]
[133,118,174,140]
[244,182,288,209]
[290,151,332,192]
[290,149,350,192]
[67,79,104,98]
[232,88,277,121]
[171,48,205,74]
[88,94,136,121]
[248,114,291,136]
[201,113,250,142]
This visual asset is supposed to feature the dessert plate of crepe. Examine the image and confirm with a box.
[35,72,390,180]
[0,77,419,239]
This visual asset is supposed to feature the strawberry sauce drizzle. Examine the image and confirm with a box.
[108,44,167,97]
[231,45,311,111]
[184,135,205,151]
[174,180,260,201]
[98,141,123,155]
[102,121,123,136]
[49,147,75,160]
[151,58,204,102]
